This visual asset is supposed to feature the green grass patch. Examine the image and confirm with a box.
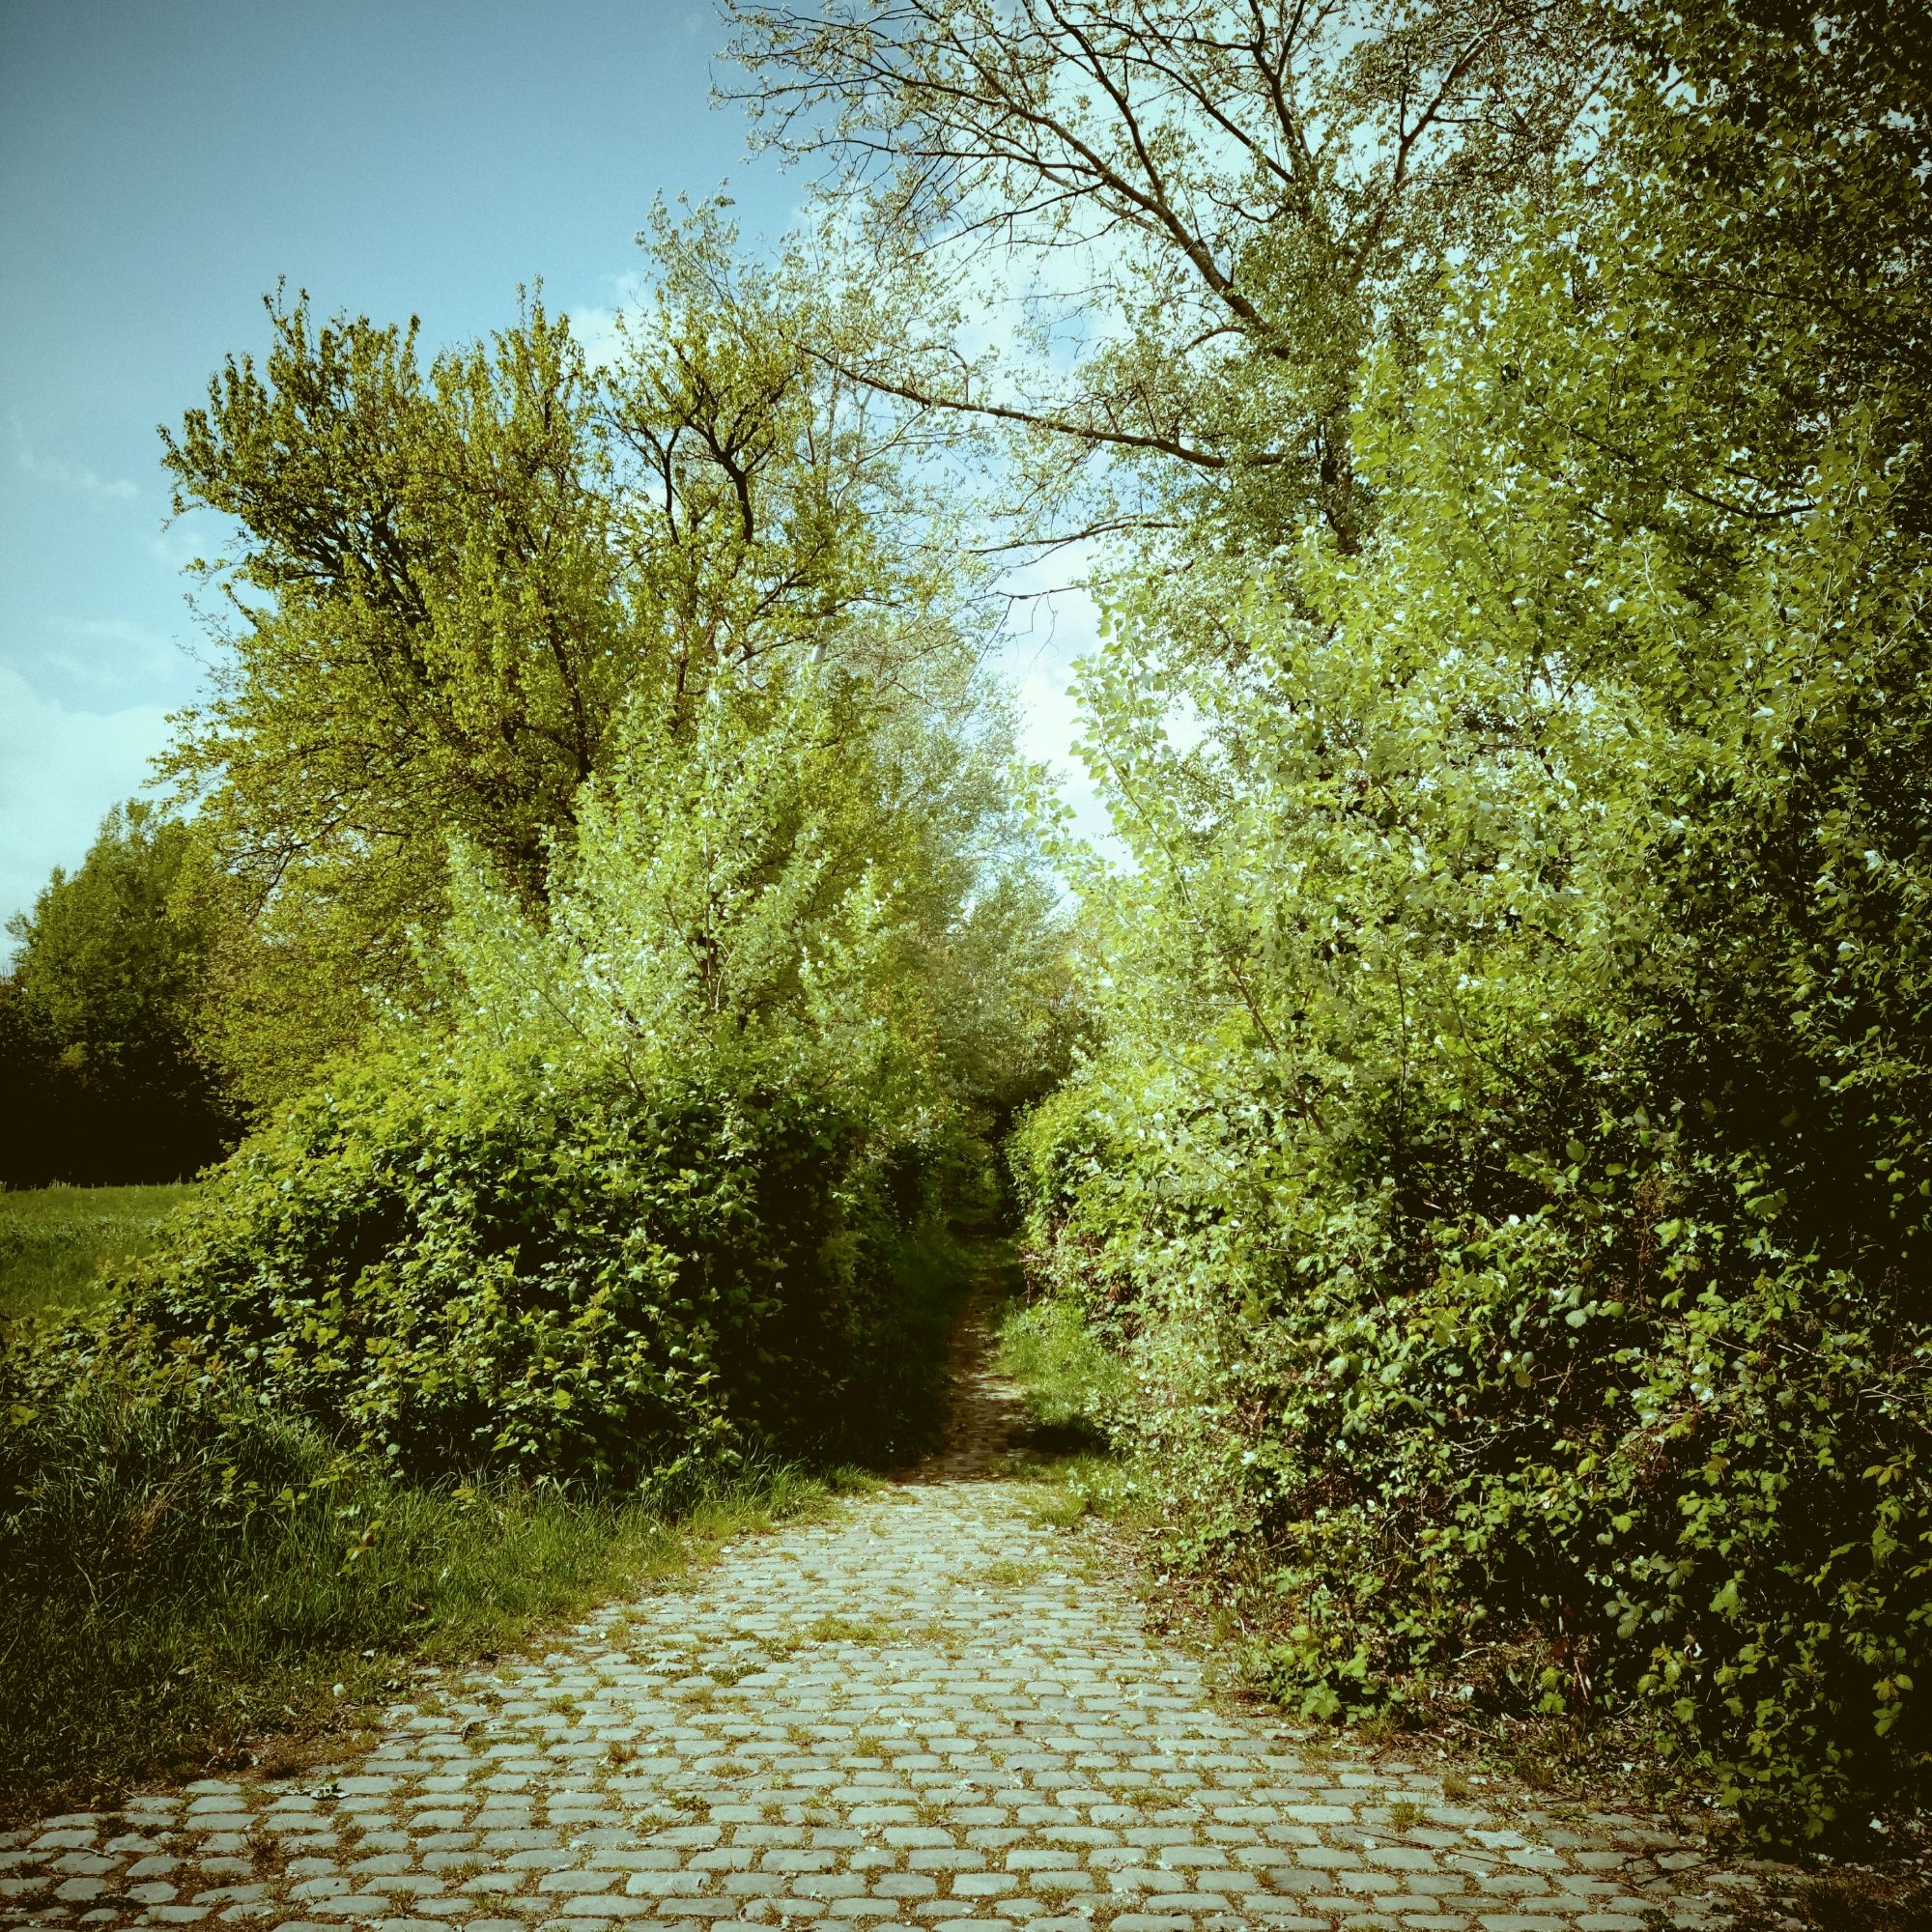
[980,1556,1046,1588]
[995,1293,1127,1450]
[0,1183,197,1324]
[0,1368,833,1823]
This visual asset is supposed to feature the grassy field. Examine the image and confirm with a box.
[0,1182,197,1324]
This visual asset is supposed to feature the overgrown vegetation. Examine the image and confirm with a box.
[986,14,1925,1849]
[0,1179,846,1817]
[3,0,1925,1858]
[0,1363,840,1821]
[724,0,1932,1847]
[2,206,1060,1818]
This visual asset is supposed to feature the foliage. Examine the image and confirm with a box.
[726,0,1607,552]
[161,213,994,1111]
[0,1184,197,1325]
[0,191,1071,1802]
[1,582,1047,1821]
[1006,11,1931,1847]
[2,804,237,1184]
[997,1295,1125,1449]
[12,651,1056,1479]
[1615,0,1931,531]
[55,1042,943,1483]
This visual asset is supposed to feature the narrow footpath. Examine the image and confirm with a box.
[3,1302,1796,1932]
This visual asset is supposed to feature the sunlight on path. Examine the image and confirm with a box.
[1,1306,1796,1932]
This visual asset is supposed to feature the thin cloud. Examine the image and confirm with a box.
[36,615,181,692]
[52,615,171,649]
[564,271,649,372]
[9,415,140,500]
[0,668,171,952]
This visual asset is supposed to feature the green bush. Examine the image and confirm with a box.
[1017,1066,1932,1838]
[60,1045,948,1485]
[1017,147,1932,1842]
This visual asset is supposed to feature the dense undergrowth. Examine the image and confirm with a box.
[1009,149,1932,1844]
[0,1353,842,1822]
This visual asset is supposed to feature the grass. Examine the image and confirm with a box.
[0,1365,838,1825]
[0,1181,196,1324]
[1730,1868,1932,1932]
[995,1292,1128,1451]
[980,1557,1046,1587]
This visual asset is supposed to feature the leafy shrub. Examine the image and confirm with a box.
[1017,156,1932,1842]
[1019,1072,1931,1824]
[51,1047,943,1482]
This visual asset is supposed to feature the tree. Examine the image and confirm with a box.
[159,214,994,1108]
[2,803,237,1183]
[725,0,1608,553]
[1001,1,1932,1836]
[1610,0,1932,529]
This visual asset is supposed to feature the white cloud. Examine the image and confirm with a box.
[567,305,626,373]
[0,668,172,951]
[39,616,181,693]
[566,271,650,373]
[9,416,140,501]
[994,576,1120,855]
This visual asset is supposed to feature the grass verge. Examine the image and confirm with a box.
[2,1210,979,1826]
[0,1403,845,1825]
[0,1182,197,1324]
[995,1290,1127,1454]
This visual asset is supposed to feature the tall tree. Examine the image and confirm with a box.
[725,0,1608,553]
[1611,0,1932,529]
[159,215,992,1108]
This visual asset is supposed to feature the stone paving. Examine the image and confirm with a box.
[0,1302,1791,1932]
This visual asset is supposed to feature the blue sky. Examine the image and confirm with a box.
[0,0,1106,943]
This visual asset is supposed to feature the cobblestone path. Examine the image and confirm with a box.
[3,1304,1791,1932]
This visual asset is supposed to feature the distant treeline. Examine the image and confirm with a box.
[3,805,239,1186]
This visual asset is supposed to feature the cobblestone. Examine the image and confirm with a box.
[2,1303,1791,1931]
